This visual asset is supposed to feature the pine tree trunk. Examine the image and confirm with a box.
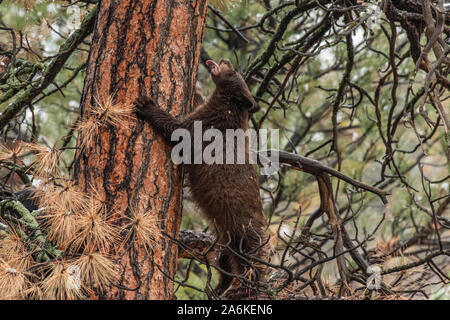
[73,0,207,299]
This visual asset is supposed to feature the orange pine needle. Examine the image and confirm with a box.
[23,142,61,179]
[41,262,84,300]
[0,258,29,299]
[69,196,120,252]
[124,206,160,251]
[75,252,117,290]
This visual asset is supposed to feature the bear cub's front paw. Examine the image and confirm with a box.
[135,96,156,119]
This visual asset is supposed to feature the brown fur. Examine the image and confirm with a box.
[135,59,267,297]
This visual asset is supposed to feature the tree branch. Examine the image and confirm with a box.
[276,150,390,204]
[0,5,98,130]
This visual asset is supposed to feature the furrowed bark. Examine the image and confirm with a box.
[73,0,207,300]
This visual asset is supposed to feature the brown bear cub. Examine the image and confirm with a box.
[135,59,268,298]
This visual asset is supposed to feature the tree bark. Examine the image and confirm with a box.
[73,0,207,299]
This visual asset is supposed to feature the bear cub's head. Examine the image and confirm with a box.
[206,59,260,114]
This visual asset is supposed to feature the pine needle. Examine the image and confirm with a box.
[92,95,134,129]
[0,231,33,272]
[124,206,160,251]
[23,142,61,179]
[76,95,134,150]
[70,196,120,252]
[40,203,80,249]
[23,282,44,300]
[34,181,90,248]
[75,252,117,290]
[33,180,88,215]
[75,117,100,151]
[0,142,26,164]
[0,258,29,299]
[41,262,84,300]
